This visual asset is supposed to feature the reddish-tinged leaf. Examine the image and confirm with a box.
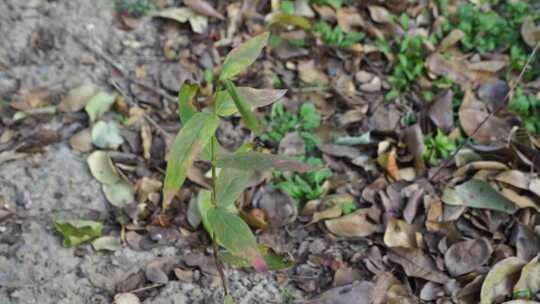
[178,82,199,123]
[215,152,311,172]
[183,0,224,20]
[207,208,267,272]
[219,32,269,81]
[163,112,219,208]
[224,80,260,134]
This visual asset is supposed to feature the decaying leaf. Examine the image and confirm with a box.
[480,257,526,304]
[444,238,493,277]
[388,248,450,284]
[428,90,454,132]
[152,8,208,34]
[325,207,380,237]
[91,121,124,150]
[103,181,135,208]
[521,17,540,48]
[55,219,103,247]
[383,219,419,249]
[459,89,511,144]
[59,83,96,112]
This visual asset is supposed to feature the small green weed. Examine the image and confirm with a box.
[262,102,321,152]
[115,0,153,18]
[379,34,427,99]
[423,129,458,165]
[313,21,365,48]
[509,88,540,134]
[275,157,331,201]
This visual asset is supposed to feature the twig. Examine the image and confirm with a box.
[127,283,165,294]
[430,40,540,181]
[71,35,177,103]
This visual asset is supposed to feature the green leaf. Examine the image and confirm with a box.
[85,92,116,123]
[271,13,312,30]
[216,152,312,172]
[442,179,519,214]
[208,209,267,272]
[224,80,260,134]
[215,87,287,117]
[163,112,219,208]
[197,189,214,237]
[178,82,199,123]
[224,295,235,304]
[55,220,103,247]
[215,168,253,209]
[219,32,269,81]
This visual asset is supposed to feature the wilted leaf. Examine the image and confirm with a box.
[383,219,419,249]
[271,13,312,30]
[219,32,269,81]
[85,92,116,123]
[91,121,124,150]
[208,208,267,272]
[215,152,311,172]
[480,257,526,304]
[163,112,219,208]
[388,248,450,284]
[103,181,135,208]
[444,238,493,277]
[183,0,224,20]
[224,80,260,134]
[55,219,103,247]
[215,87,287,117]
[514,254,540,298]
[87,151,120,185]
[442,179,519,214]
[325,208,380,237]
[92,236,123,251]
[178,82,199,123]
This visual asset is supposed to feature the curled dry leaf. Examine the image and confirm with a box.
[403,124,426,173]
[388,248,450,284]
[459,89,511,144]
[310,194,354,224]
[383,219,419,249]
[325,207,381,237]
[480,257,526,304]
[444,238,493,277]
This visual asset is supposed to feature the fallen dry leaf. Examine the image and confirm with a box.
[325,207,380,237]
[480,257,526,304]
[444,238,493,277]
[388,248,450,284]
[383,219,419,249]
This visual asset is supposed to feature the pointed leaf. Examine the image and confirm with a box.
[224,80,260,134]
[215,87,287,117]
[163,112,219,208]
[216,152,311,172]
[208,208,267,272]
[178,82,199,123]
[443,179,519,214]
[219,32,269,80]
[197,189,214,237]
[215,168,253,209]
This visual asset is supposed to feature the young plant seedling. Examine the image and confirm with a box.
[162,32,311,299]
